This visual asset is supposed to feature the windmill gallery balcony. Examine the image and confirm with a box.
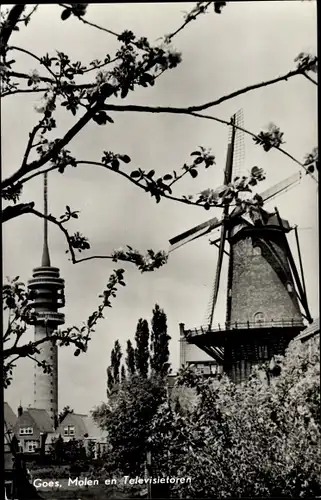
[184,318,305,342]
[181,317,306,367]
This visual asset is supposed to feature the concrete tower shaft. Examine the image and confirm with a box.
[27,173,65,424]
[28,265,65,424]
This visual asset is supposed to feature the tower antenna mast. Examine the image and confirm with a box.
[42,172,51,267]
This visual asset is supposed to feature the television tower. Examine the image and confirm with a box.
[28,173,65,423]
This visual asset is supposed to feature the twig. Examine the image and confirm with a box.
[165,2,212,43]
[1,64,317,189]
[99,106,317,182]
[6,69,95,90]
[3,333,60,358]
[188,111,318,181]
[21,119,45,168]
[303,72,318,85]
[102,67,309,116]
[1,101,101,189]
[59,3,118,37]
[82,56,120,74]
[9,45,57,80]
[6,70,53,84]
[16,5,39,27]
[1,87,49,97]
[30,207,78,262]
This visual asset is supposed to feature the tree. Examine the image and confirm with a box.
[50,436,87,464]
[92,374,167,476]
[107,339,122,396]
[1,3,318,383]
[125,339,136,376]
[58,405,74,424]
[148,335,320,498]
[86,439,96,460]
[134,319,149,378]
[150,304,171,378]
[96,304,171,474]
[120,364,126,383]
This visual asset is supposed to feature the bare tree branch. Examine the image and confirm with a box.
[8,45,58,80]
[21,118,46,168]
[2,203,169,271]
[187,111,318,181]
[100,105,317,181]
[1,87,49,97]
[58,3,118,37]
[13,159,225,210]
[2,63,316,191]
[4,69,95,90]
[1,101,101,189]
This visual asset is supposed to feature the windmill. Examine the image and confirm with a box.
[170,111,313,383]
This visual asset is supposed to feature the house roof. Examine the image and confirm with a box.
[57,413,107,440]
[82,415,107,440]
[4,402,17,432]
[24,408,55,433]
[295,317,320,342]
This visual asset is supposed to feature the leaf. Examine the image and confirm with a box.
[214,1,226,14]
[147,170,155,178]
[119,154,131,163]
[194,156,204,165]
[163,174,173,181]
[93,111,107,125]
[74,349,81,356]
[101,83,114,98]
[106,115,114,124]
[190,151,201,156]
[121,87,129,99]
[130,170,141,178]
[143,73,155,85]
[189,169,198,178]
[61,8,71,20]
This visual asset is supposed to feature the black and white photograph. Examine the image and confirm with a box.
[2,2,319,499]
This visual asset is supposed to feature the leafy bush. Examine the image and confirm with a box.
[149,335,320,498]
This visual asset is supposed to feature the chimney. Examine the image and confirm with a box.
[18,405,23,417]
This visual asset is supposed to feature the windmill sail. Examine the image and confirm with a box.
[231,109,245,180]
[169,171,302,253]
[169,216,221,252]
[207,114,237,328]
[260,171,302,203]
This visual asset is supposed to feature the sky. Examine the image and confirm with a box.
[2,1,318,415]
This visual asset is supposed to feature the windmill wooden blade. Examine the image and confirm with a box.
[230,171,302,220]
[208,220,228,327]
[169,216,222,252]
[260,171,302,203]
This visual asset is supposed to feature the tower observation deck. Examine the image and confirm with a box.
[27,173,65,423]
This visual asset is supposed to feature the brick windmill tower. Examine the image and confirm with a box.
[27,173,65,423]
[170,111,313,383]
